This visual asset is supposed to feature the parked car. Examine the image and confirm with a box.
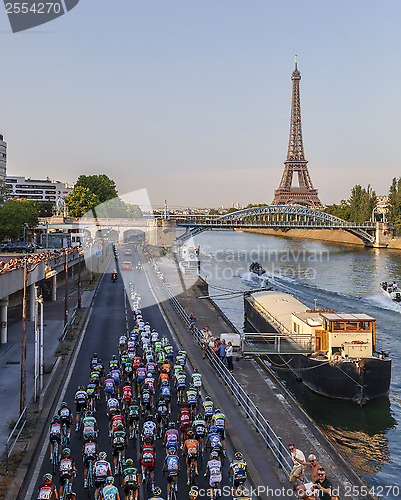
[1,242,36,253]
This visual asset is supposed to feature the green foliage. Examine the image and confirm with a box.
[94,198,143,218]
[208,209,219,215]
[387,178,401,231]
[0,199,39,241]
[65,186,100,217]
[32,201,55,217]
[324,185,376,222]
[76,174,118,204]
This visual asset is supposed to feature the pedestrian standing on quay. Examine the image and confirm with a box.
[226,342,233,372]
[288,443,305,487]
[202,327,212,359]
[218,339,226,364]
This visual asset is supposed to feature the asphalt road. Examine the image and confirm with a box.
[24,244,236,500]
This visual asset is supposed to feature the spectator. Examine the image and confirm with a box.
[218,339,226,363]
[226,341,233,372]
[202,327,212,359]
[288,443,305,487]
[313,468,332,500]
[189,312,197,326]
[299,454,321,483]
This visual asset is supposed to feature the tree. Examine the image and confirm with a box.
[324,185,376,223]
[65,186,99,217]
[387,177,401,231]
[0,199,39,241]
[126,203,143,218]
[325,200,351,221]
[75,174,118,204]
[32,201,55,217]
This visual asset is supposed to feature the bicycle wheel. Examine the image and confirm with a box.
[52,442,58,474]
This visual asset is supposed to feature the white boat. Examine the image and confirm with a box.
[380,282,401,302]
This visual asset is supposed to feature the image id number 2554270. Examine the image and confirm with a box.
[5,2,62,14]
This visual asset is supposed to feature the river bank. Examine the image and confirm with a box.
[240,228,401,250]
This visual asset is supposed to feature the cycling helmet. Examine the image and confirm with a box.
[215,407,221,413]
[78,385,84,390]
[182,407,189,413]
[93,366,99,371]
[117,423,124,430]
[139,362,145,367]
[92,353,98,358]
[209,425,217,433]
[189,488,199,499]
[144,437,152,445]
[99,451,107,460]
[235,452,243,460]
[60,402,67,408]
[187,430,194,438]
[205,395,212,401]
[211,451,219,459]
[153,486,162,496]
[147,414,154,421]
[131,399,138,405]
[125,458,133,466]
[162,379,168,386]
[189,384,195,390]
[193,368,199,373]
[123,350,127,355]
[112,355,116,360]
[89,378,95,383]
[106,476,114,484]
[62,448,71,457]
[52,415,60,422]
[168,422,175,429]
[43,473,52,482]
[169,447,177,455]
[86,410,92,417]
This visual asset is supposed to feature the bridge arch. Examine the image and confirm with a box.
[176,205,376,244]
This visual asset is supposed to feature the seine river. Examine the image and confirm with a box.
[190,230,401,491]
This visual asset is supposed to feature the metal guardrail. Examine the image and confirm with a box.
[59,308,77,343]
[5,407,27,471]
[149,267,293,476]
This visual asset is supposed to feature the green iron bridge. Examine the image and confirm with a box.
[161,205,393,246]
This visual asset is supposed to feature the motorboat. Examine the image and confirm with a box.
[380,282,401,302]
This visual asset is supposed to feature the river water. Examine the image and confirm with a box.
[190,230,401,492]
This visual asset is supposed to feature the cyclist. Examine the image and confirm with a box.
[147,360,157,376]
[141,383,153,416]
[100,476,120,500]
[74,385,88,431]
[107,396,120,419]
[232,485,252,500]
[136,363,147,394]
[93,451,112,500]
[58,448,76,498]
[192,415,207,451]
[163,448,180,500]
[123,359,133,383]
[175,371,186,403]
[132,355,142,372]
[112,423,128,475]
[122,383,133,413]
[86,378,98,411]
[189,488,199,500]
[104,373,117,400]
[156,395,169,438]
[37,473,58,499]
[49,415,63,464]
[164,343,174,362]
[58,402,72,442]
[82,410,98,442]
[182,430,199,485]
[161,360,171,376]
[205,450,222,500]
[122,458,139,500]
[161,335,169,348]
[111,366,121,398]
[82,439,98,488]
[140,437,156,491]
[149,486,164,500]
[202,396,214,425]
[191,369,202,398]
[228,452,248,496]
[175,351,186,369]
[178,407,191,448]
[159,369,170,388]
[186,386,197,417]
[109,354,120,371]
[205,426,223,459]
[91,353,99,370]
[164,422,179,454]
[160,379,172,414]
[127,399,141,439]
[90,366,101,397]
[211,408,226,452]
[142,414,157,443]
[109,409,125,438]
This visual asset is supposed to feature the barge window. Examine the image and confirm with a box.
[333,322,345,331]
[346,322,358,330]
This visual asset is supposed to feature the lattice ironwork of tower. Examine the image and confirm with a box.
[272,58,323,208]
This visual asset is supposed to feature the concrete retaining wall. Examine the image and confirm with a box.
[239,228,365,245]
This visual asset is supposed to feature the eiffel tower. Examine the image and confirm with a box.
[272,57,323,208]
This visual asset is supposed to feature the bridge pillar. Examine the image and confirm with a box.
[29,283,36,321]
[0,297,8,344]
[372,222,395,248]
[146,220,176,248]
[52,274,57,301]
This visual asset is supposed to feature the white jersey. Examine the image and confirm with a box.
[107,398,119,410]
[151,331,159,342]
[192,373,202,387]
[94,460,111,478]
[143,421,156,436]
[207,459,222,483]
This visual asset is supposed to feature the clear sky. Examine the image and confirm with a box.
[1,0,400,207]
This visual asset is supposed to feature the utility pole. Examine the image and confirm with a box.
[20,261,28,414]
[64,247,69,326]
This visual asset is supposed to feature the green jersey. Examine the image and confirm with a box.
[123,466,138,484]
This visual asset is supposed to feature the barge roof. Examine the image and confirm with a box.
[252,291,308,332]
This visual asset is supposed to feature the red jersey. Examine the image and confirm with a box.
[122,385,133,401]
[141,444,155,466]
[111,414,125,431]
[132,357,142,369]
